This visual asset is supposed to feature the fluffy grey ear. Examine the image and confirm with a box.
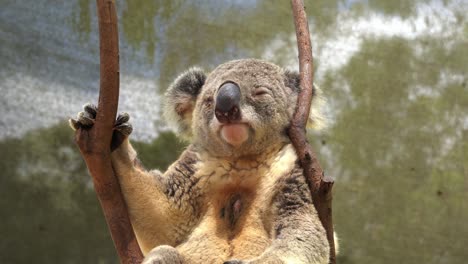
[284,70,327,130]
[164,67,206,139]
[284,70,302,93]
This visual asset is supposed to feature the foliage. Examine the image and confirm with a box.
[0,124,186,262]
[1,0,467,262]
[0,123,117,263]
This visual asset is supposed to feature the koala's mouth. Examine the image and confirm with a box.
[220,123,250,147]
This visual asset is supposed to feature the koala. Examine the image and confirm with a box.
[70,59,330,263]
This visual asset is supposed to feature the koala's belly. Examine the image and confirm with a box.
[177,186,273,262]
[176,144,297,262]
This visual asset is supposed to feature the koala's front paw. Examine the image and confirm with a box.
[69,103,133,150]
[142,245,184,264]
[69,103,98,130]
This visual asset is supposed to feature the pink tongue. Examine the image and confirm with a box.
[221,124,249,146]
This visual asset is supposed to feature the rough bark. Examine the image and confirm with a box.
[289,1,336,263]
[74,0,144,263]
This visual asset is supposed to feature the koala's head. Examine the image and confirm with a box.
[164,59,325,158]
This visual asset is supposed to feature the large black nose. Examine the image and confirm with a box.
[215,82,241,123]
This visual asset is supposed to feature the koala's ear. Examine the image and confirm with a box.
[284,70,327,130]
[284,70,302,93]
[164,67,206,139]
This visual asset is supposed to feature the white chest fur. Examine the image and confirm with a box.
[192,143,298,230]
[195,144,298,192]
[177,144,300,261]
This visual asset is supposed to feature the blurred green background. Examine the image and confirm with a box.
[1,0,467,263]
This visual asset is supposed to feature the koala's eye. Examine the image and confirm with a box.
[253,87,271,97]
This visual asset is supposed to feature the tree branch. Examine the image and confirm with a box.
[74,0,144,263]
[289,1,336,263]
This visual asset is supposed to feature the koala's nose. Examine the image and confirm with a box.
[215,82,241,123]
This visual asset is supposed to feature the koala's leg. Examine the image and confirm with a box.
[225,169,330,264]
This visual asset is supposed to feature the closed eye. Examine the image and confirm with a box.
[253,87,271,97]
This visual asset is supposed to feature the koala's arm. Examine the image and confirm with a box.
[70,104,199,254]
[227,168,330,264]
[111,137,204,255]
[110,139,174,249]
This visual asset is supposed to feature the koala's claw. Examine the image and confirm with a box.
[69,103,98,130]
[78,111,95,126]
[115,112,130,126]
[114,112,133,136]
[114,122,133,136]
[83,103,97,117]
[69,104,133,150]
[69,104,132,134]
[68,118,80,131]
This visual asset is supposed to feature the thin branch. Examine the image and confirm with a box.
[74,0,144,263]
[289,1,336,263]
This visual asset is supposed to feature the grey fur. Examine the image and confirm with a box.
[70,59,331,264]
[164,67,206,140]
